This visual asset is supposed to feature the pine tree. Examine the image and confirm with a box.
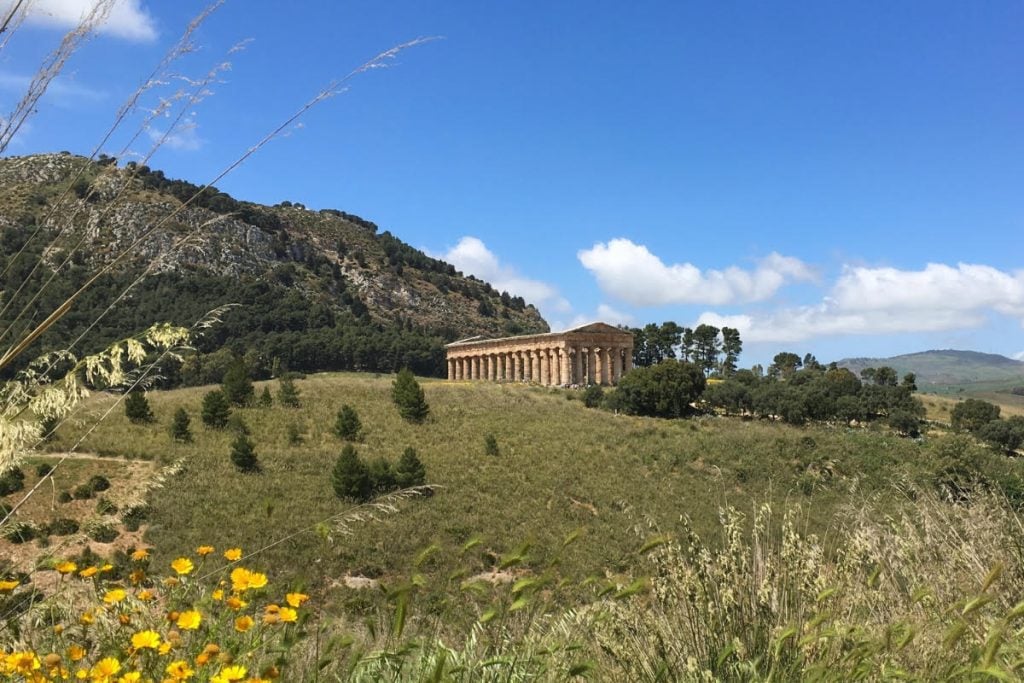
[222,358,254,406]
[391,368,429,423]
[332,444,371,501]
[258,386,273,407]
[201,390,231,428]
[484,434,499,457]
[230,433,259,472]
[368,456,396,493]
[124,389,154,424]
[334,404,362,441]
[395,446,426,488]
[277,376,301,408]
[169,408,192,442]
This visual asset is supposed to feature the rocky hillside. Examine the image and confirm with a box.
[0,153,548,379]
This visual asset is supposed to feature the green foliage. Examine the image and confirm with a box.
[582,385,604,408]
[88,474,111,493]
[615,360,706,418]
[277,376,301,408]
[72,483,94,500]
[221,358,254,406]
[0,467,25,496]
[332,444,371,502]
[201,390,231,428]
[39,414,59,442]
[368,457,396,493]
[258,386,273,407]
[334,404,362,441]
[123,389,154,424]
[286,422,302,445]
[395,447,426,488]
[229,434,259,472]
[977,416,1024,453]
[169,407,192,442]
[46,518,79,536]
[34,463,54,478]
[888,409,921,437]
[951,398,1001,433]
[484,434,499,457]
[392,368,429,423]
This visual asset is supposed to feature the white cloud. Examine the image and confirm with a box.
[12,0,157,41]
[577,238,815,306]
[697,262,1024,343]
[441,236,569,312]
[147,118,203,151]
[1012,350,1024,362]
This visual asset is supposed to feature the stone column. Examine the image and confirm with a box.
[473,356,481,380]
[610,348,620,385]
[584,347,594,384]
[624,349,633,374]
[447,358,454,381]
[457,357,465,380]
[594,347,605,385]
[513,351,522,381]
[496,354,504,381]
[538,348,548,385]
[604,347,614,385]
[532,350,541,383]
[507,352,515,380]
[560,348,571,385]
[573,346,583,385]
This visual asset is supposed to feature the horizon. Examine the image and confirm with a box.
[2,1,1022,368]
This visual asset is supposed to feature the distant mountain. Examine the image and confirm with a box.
[838,350,1024,388]
[0,153,548,379]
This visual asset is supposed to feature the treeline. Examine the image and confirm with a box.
[630,322,742,376]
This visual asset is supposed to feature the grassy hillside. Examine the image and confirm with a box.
[840,349,1024,394]
[18,373,1019,607]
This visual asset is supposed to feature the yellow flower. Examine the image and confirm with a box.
[55,561,77,574]
[103,588,127,604]
[159,642,174,655]
[279,607,298,623]
[233,615,254,632]
[195,644,220,667]
[53,624,64,634]
[211,589,224,601]
[176,610,202,630]
[78,566,98,578]
[170,557,194,575]
[68,645,86,662]
[129,569,145,585]
[100,563,114,572]
[117,672,141,682]
[118,613,132,626]
[0,579,18,592]
[285,592,309,608]
[223,548,242,561]
[225,596,247,611]
[131,630,161,650]
[90,657,120,678]
[137,589,155,601]
[230,568,267,592]
[211,664,247,682]
[262,605,280,625]
[131,549,149,561]
[165,660,194,680]
[80,611,94,625]
[5,651,40,673]
[163,576,181,587]
[196,545,214,556]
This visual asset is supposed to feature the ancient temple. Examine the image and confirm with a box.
[445,322,635,386]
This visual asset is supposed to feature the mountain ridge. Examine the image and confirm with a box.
[838,349,1024,388]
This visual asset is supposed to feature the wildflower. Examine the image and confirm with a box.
[131,630,161,650]
[119,614,132,626]
[262,665,280,679]
[197,545,214,556]
[164,576,181,587]
[0,579,18,592]
[165,660,194,680]
[137,589,155,601]
[230,568,267,592]
[79,566,98,578]
[177,610,202,630]
[211,664,246,682]
[170,558,194,575]
[117,673,141,682]
[43,652,62,669]
[212,589,224,601]
[223,548,242,561]
[5,651,40,674]
[131,549,149,561]
[225,595,248,610]
[279,607,298,623]
[234,615,253,632]
[80,612,95,625]
[53,624,64,634]
[195,644,220,667]
[100,563,114,573]
[55,561,77,574]
[159,642,174,655]
[262,605,280,625]
[68,645,86,662]
[90,657,120,679]
[103,588,127,604]
[129,569,145,585]
[285,592,309,608]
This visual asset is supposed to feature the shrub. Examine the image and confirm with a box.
[47,518,80,536]
[334,404,362,441]
[615,360,707,419]
[395,447,426,488]
[230,434,259,472]
[201,390,231,428]
[169,407,192,442]
[332,444,371,501]
[123,389,155,423]
[368,457,396,494]
[227,414,251,436]
[951,398,1001,433]
[72,484,94,500]
[277,376,301,408]
[392,368,429,423]
[258,386,273,407]
[888,409,922,437]
[95,498,118,515]
[3,522,36,544]
[222,358,254,406]
[484,434,499,457]
[977,416,1024,453]
[0,467,26,496]
[121,505,148,532]
[35,463,54,477]
[57,491,73,504]
[286,422,303,445]
[583,385,604,408]
[88,474,111,493]
[85,520,119,543]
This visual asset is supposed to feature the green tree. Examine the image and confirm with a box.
[680,327,695,363]
[277,376,301,408]
[719,327,742,376]
[395,447,426,488]
[873,366,899,387]
[368,456,396,493]
[769,352,803,380]
[258,386,273,407]
[222,358,254,406]
[392,368,429,423]
[978,416,1024,453]
[230,433,258,472]
[484,434,499,456]
[169,408,192,442]
[583,384,604,408]
[615,360,706,418]
[124,389,154,424]
[334,404,362,441]
[692,324,721,377]
[201,390,231,429]
[950,398,1001,433]
[888,409,921,437]
[332,444,371,501]
[902,373,918,391]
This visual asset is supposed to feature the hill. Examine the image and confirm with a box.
[838,349,1024,393]
[0,153,547,379]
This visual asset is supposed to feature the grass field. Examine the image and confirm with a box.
[14,372,1014,613]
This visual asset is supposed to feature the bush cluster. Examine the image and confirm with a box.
[332,445,426,502]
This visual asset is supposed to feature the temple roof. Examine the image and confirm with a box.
[446,321,632,348]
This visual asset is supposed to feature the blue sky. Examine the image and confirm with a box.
[2,0,1023,366]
